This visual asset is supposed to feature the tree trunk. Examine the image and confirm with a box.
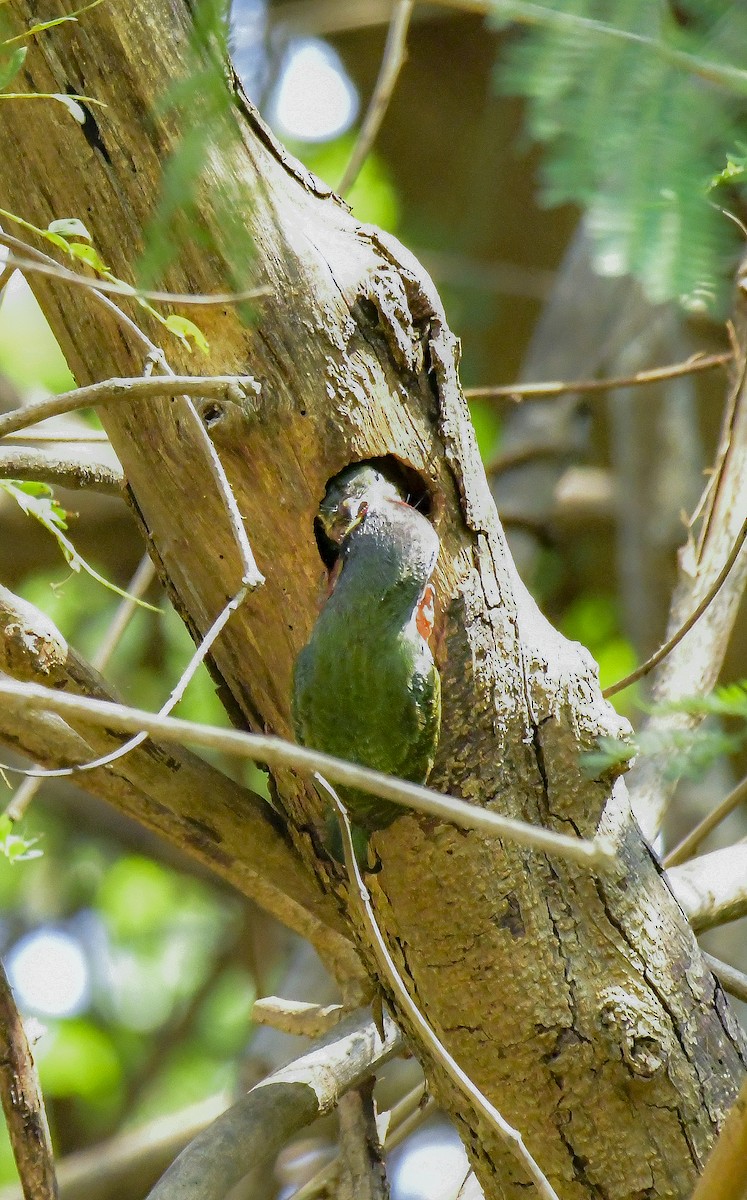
[0,3,744,1196]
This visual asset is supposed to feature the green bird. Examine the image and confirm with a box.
[293,464,441,853]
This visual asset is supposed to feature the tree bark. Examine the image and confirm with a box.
[0,3,744,1197]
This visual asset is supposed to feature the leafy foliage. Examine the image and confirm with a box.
[0,813,42,863]
[0,210,208,352]
[138,0,256,302]
[0,480,159,607]
[584,680,747,778]
[491,0,747,312]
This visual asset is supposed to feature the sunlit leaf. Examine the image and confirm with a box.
[163,313,209,353]
[48,217,92,240]
[0,814,43,864]
[69,242,109,271]
[0,480,160,609]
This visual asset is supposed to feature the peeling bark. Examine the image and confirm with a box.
[0,3,744,1197]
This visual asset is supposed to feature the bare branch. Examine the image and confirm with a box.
[0,679,616,869]
[603,517,747,697]
[664,775,747,868]
[668,844,747,932]
[703,954,747,1005]
[465,352,732,402]
[0,237,269,306]
[2,429,110,443]
[0,444,123,494]
[0,375,260,440]
[0,585,357,976]
[338,0,415,195]
[626,342,747,838]
[336,1081,388,1200]
[0,960,57,1200]
[143,1008,402,1200]
[92,554,156,671]
[292,1082,431,1200]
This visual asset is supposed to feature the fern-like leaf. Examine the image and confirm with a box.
[491,0,747,312]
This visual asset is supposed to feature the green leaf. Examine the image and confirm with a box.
[0,46,27,90]
[164,314,210,354]
[42,230,71,252]
[581,735,637,778]
[69,242,109,272]
[661,680,747,720]
[48,217,92,241]
[492,0,747,312]
[0,815,43,864]
[0,480,160,610]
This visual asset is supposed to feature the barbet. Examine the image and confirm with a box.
[293,465,441,852]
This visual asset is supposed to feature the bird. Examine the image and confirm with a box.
[293,463,441,857]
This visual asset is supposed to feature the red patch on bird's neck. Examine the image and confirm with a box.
[416,583,436,641]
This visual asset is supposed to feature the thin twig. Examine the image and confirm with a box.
[0,444,123,493]
[2,428,111,443]
[92,555,156,672]
[337,0,415,195]
[664,775,747,868]
[603,517,747,697]
[321,776,561,1200]
[0,960,58,1200]
[704,954,747,1005]
[464,352,732,402]
[0,232,265,591]
[0,679,615,868]
[16,586,250,775]
[0,239,269,306]
[0,374,259,439]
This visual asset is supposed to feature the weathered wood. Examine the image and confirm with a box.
[0,3,744,1196]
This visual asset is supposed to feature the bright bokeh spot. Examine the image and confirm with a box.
[7,928,90,1017]
[390,1124,469,1200]
[0,272,75,392]
[270,39,358,143]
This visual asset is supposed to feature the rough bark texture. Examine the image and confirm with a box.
[0,3,745,1197]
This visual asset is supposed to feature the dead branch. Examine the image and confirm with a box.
[627,339,747,838]
[338,0,415,195]
[0,444,123,494]
[664,775,747,868]
[604,517,747,697]
[0,959,57,1200]
[0,375,260,439]
[465,352,732,402]
[668,844,747,932]
[0,679,615,869]
[143,1008,402,1200]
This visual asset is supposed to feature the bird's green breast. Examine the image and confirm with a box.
[293,497,441,835]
